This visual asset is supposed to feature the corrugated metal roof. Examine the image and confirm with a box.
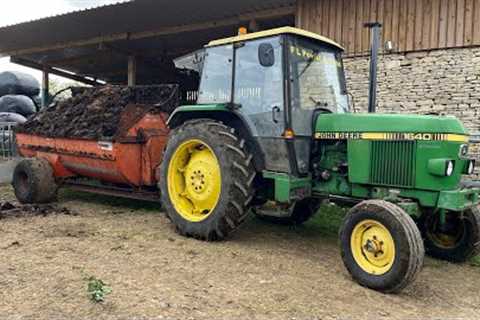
[0,1,132,29]
[0,0,296,84]
[0,0,296,55]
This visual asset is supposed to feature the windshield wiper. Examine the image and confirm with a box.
[298,51,319,78]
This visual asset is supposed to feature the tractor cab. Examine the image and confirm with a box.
[173,27,347,176]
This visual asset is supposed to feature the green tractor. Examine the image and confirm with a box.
[161,27,480,293]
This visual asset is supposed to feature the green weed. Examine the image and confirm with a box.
[87,276,112,303]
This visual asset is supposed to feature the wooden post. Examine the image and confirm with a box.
[41,68,49,108]
[128,55,136,86]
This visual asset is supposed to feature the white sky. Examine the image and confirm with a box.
[0,0,123,82]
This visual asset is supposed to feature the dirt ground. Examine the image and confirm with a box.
[0,185,479,320]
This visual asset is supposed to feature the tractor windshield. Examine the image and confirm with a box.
[289,38,349,113]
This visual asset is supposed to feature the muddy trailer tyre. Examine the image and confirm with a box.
[420,207,480,262]
[12,158,58,204]
[254,198,321,225]
[160,119,256,241]
[339,200,425,293]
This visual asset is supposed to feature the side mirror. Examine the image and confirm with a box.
[258,43,275,67]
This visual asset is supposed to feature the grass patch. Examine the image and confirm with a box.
[307,203,346,236]
[470,255,480,267]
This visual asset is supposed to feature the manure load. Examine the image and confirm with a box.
[16,85,179,140]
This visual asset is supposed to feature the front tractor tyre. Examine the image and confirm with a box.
[339,200,425,293]
[12,158,58,204]
[420,207,480,262]
[160,120,256,241]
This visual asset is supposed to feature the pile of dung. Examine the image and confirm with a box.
[16,85,179,140]
[0,201,75,220]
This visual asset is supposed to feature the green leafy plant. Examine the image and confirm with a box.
[87,276,112,303]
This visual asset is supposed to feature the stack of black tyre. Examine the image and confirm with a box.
[0,71,40,124]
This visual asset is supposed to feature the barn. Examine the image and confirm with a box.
[0,0,478,133]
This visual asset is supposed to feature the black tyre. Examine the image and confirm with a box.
[254,198,321,225]
[160,119,256,241]
[420,207,480,262]
[339,200,424,293]
[12,158,58,204]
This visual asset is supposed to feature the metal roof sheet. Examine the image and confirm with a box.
[0,1,131,29]
[0,0,296,56]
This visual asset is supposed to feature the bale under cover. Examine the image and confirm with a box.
[17,85,179,140]
[0,95,36,117]
[0,112,27,124]
[0,71,40,97]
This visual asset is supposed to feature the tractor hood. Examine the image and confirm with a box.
[315,113,467,135]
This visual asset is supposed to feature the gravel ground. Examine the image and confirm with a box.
[0,185,479,320]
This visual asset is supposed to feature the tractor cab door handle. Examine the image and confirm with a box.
[272,106,281,123]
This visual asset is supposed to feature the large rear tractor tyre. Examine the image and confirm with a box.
[254,198,321,225]
[419,207,480,262]
[339,200,424,293]
[160,119,256,241]
[12,158,58,204]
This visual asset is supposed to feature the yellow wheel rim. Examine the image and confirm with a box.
[350,219,396,275]
[167,139,221,222]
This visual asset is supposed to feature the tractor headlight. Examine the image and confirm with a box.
[446,161,455,176]
[428,159,456,177]
[466,160,475,175]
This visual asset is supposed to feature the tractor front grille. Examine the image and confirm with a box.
[370,141,416,188]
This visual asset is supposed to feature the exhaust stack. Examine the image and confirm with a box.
[364,22,382,113]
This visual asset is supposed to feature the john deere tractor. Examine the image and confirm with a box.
[162,27,480,293]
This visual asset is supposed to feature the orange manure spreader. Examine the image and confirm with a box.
[13,85,177,203]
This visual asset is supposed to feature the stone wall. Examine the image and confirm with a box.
[344,47,480,168]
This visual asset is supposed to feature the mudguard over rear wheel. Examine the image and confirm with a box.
[339,200,425,293]
[160,119,256,241]
[12,158,58,204]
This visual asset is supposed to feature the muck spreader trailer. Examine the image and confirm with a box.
[12,27,480,293]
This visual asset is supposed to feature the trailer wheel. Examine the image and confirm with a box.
[160,119,256,241]
[420,207,480,262]
[254,199,321,225]
[339,200,424,293]
[12,158,58,204]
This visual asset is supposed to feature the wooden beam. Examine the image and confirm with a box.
[128,56,136,86]
[3,6,295,57]
[41,68,49,108]
[10,57,102,86]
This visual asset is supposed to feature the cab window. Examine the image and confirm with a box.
[233,36,284,136]
[197,45,233,104]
